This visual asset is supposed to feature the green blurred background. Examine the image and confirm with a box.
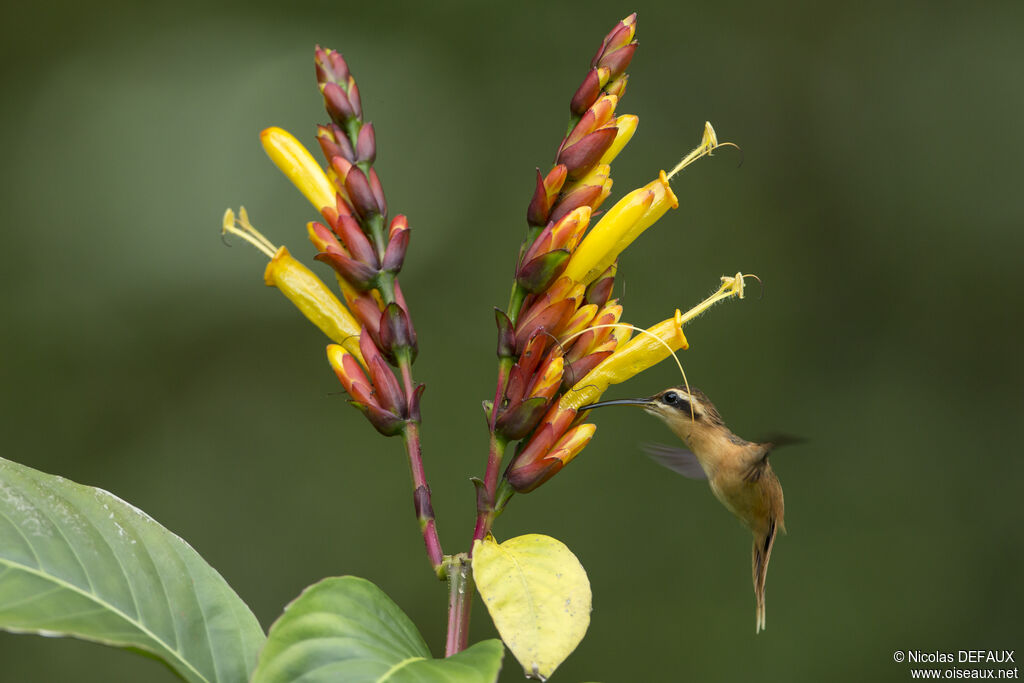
[2,0,1022,680]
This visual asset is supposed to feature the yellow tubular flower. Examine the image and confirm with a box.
[223,208,364,361]
[562,171,678,286]
[260,127,337,213]
[558,309,688,411]
[264,247,364,360]
[599,115,638,166]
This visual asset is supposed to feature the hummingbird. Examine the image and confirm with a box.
[582,386,790,633]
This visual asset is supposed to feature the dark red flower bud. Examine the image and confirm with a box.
[556,127,617,179]
[516,249,571,293]
[561,350,613,391]
[348,293,384,342]
[378,302,418,363]
[495,396,549,441]
[549,184,602,225]
[598,43,637,80]
[610,14,638,48]
[591,14,637,73]
[495,309,515,359]
[584,263,617,307]
[351,400,405,436]
[504,405,589,493]
[361,332,405,417]
[333,214,379,266]
[308,221,344,254]
[388,214,409,238]
[356,122,376,164]
[315,46,350,86]
[504,333,547,403]
[570,68,602,117]
[315,249,379,291]
[367,167,387,218]
[392,281,417,348]
[514,298,574,353]
[317,124,355,164]
[346,78,363,119]
[526,169,551,228]
[342,165,380,220]
[382,225,410,272]
[322,81,356,125]
[527,165,568,227]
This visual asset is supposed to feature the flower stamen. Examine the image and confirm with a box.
[678,271,754,326]
[666,121,739,180]
[222,207,277,259]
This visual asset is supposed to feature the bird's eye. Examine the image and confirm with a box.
[662,391,679,405]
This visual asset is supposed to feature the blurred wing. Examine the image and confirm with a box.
[755,433,805,449]
[642,442,707,480]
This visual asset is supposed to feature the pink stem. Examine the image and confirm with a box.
[444,554,473,656]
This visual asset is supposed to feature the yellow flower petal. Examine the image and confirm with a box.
[264,246,363,361]
[260,127,337,213]
[562,171,678,286]
[598,114,638,166]
[547,423,596,466]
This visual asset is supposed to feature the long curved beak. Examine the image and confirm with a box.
[580,397,652,410]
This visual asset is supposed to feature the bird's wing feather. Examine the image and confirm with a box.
[642,442,707,480]
[754,433,805,449]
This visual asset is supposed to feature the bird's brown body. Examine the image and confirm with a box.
[583,386,786,633]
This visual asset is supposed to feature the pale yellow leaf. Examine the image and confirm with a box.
[472,534,591,681]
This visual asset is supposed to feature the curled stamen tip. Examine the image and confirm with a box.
[742,272,764,299]
[722,271,760,299]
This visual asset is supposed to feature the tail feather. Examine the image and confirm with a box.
[752,517,778,634]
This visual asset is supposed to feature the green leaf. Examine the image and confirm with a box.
[252,576,504,683]
[0,457,265,683]
[473,534,591,680]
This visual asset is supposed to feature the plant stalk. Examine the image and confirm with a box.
[402,421,445,577]
[472,432,508,546]
[444,553,473,656]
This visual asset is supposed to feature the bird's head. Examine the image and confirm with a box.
[582,386,726,446]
